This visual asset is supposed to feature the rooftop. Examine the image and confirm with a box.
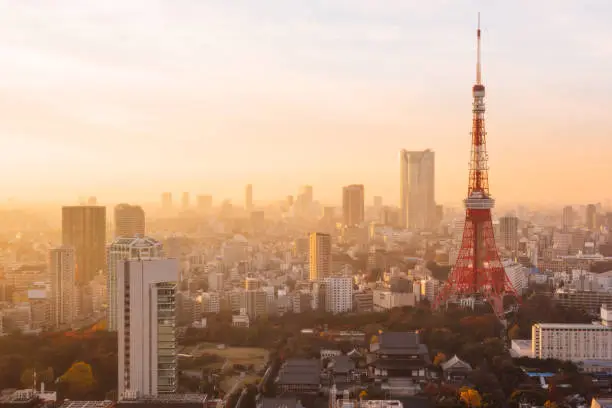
[534,323,610,330]
[59,402,114,408]
[118,394,208,404]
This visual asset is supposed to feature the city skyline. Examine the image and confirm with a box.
[1,1,612,206]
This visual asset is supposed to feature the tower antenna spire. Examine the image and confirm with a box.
[476,12,482,85]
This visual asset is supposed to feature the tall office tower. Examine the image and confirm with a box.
[49,247,76,328]
[107,236,163,331]
[161,193,172,212]
[118,258,178,396]
[325,276,353,314]
[114,204,145,238]
[196,195,213,212]
[245,184,253,211]
[342,184,365,227]
[400,149,435,230]
[301,185,313,205]
[286,195,294,207]
[62,206,106,285]
[309,232,331,281]
[562,205,574,231]
[181,192,190,210]
[373,196,383,209]
[499,216,519,253]
[240,290,267,318]
[586,204,597,231]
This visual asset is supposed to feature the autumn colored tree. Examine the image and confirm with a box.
[459,387,482,407]
[58,361,96,399]
[433,352,447,366]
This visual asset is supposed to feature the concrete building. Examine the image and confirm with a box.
[49,247,76,328]
[563,205,574,231]
[499,216,519,253]
[400,149,435,230]
[241,290,267,319]
[532,321,612,361]
[114,204,145,238]
[208,271,224,292]
[586,204,597,231]
[309,233,331,281]
[181,192,190,210]
[62,205,106,284]
[107,236,164,331]
[325,277,353,314]
[117,259,178,396]
[372,289,417,311]
[161,193,172,212]
[245,184,253,211]
[342,184,365,227]
[196,195,212,212]
[504,261,529,295]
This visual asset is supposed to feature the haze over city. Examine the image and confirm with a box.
[1,0,611,206]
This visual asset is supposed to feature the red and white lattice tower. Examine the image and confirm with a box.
[434,15,520,318]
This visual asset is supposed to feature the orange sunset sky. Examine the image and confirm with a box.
[0,1,611,208]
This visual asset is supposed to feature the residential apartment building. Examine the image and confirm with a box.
[117,259,178,396]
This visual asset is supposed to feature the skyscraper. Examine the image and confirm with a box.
[342,184,365,227]
[62,205,106,284]
[107,236,164,331]
[562,205,574,231]
[499,216,519,253]
[49,246,76,328]
[161,193,172,212]
[309,232,331,281]
[118,258,178,396]
[586,204,597,230]
[181,192,190,210]
[400,149,435,230]
[245,184,253,211]
[114,204,145,238]
[196,195,213,212]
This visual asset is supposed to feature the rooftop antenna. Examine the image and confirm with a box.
[476,12,482,85]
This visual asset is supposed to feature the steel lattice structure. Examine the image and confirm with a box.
[434,16,520,319]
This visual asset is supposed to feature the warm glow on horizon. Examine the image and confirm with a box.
[1,1,611,207]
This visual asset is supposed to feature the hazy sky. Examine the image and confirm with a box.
[0,1,611,207]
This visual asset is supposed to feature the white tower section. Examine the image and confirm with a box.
[118,259,178,397]
[107,236,164,331]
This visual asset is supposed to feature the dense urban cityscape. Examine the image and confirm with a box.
[2,3,612,408]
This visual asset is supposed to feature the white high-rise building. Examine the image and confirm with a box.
[325,277,353,314]
[107,236,164,331]
[118,259,178,397]
[400,149,435,230]
[309,233,331,281]
[49,247,76,328]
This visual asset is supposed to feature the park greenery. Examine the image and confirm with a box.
[0,294,598,406]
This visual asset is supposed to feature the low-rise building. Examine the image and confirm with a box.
[275,359,321,394]
[532,306,612,361]
[372,289,416,311]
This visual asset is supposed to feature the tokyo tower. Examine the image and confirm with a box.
[434,15,519,319]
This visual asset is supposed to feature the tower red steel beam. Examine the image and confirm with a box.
[434,15,520,318]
